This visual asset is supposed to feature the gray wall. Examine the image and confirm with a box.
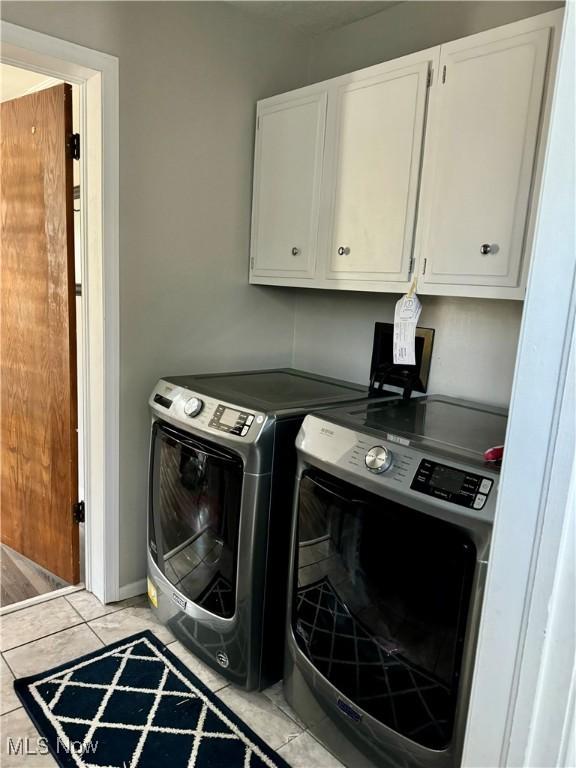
[0,1,309,589]
[292,0,562,407]
[292,292,523,405]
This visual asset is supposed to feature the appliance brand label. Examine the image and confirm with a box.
[172,592,187,611]
[216,651,229,668]
[320,427,335,437]
[386,433,410,446]
[337,698,362,722]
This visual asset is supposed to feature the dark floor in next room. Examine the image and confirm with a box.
[0,545,69,608]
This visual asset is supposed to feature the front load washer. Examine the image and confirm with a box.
[147,368,395,691]
[284,395,508,768]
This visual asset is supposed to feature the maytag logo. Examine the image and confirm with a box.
[172,592,187,610]
[216,651,229,668]
[320,427,335,437]
[337,698,362,723]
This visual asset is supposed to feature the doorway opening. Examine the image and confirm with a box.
[0,21,120,612]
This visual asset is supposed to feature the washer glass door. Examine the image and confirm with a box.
[293,469,476,749]
[150,422,243,618]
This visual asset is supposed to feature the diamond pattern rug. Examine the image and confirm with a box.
[14,630,290,768]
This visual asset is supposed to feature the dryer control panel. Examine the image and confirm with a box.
[209,404,254,436]
[149,380,265,443]
[411,459,493,510]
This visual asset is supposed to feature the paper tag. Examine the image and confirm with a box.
[393,293,422,365]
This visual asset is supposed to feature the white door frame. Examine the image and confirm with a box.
[463,4,575,766]
[0,22,120,604]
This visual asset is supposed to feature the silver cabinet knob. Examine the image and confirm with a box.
[480,243,492,255]
[337,246,350,256]
[291,247,301,256]
[184,397,203,417]
[365,445,393,474]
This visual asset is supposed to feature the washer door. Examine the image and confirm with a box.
[149,421,244,618]
[292,469,476,749]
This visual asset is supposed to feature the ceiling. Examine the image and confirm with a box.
[0,63,61,102]
[230,1,402,37]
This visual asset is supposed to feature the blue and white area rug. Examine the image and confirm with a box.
[13,630,290,768]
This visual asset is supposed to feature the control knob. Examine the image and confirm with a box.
[184,397,203,417]
[365,445,393,474]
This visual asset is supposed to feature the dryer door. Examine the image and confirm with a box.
[292,469,476,749]
[149,421,244,618]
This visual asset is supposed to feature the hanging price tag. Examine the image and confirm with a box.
[393,292,422,365]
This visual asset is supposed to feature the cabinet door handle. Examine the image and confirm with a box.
[480,243,492,255]
[291,247,301,256]
[337,246,350,256]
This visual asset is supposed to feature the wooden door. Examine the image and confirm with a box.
[323,55,433,286]
[416,25,550,291]
[1,84,79,584]
[250,90,327,282]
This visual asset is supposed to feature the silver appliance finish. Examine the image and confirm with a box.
[284,396,507,768]
[147,369,379,691]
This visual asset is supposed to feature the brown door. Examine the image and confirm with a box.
[1,84,79,584]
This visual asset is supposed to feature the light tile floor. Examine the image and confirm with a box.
[0,590,343,767]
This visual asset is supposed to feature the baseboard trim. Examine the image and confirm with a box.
[118,578,147,601]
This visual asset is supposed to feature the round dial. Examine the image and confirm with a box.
[365,445,393,474]
[184,397,203,417]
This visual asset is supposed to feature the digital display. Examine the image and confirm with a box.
[219,407,240,428]
[430,465,466,494]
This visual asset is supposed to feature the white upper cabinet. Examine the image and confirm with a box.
[323,56,433,288]
[249,10,562,298]
[415,16,555,298]
[250,91,327,280]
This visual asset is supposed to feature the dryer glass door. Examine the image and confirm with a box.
[292,469,476,749]
[150,422,243,618]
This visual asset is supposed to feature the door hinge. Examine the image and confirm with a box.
[442,65,447,84]
[73,500,85,523]
[422,258,428,275]
[69,133,80,160]
[427,68,433,87]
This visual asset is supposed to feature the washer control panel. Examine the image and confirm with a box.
[209,404,254,437]
[411,459,493,510]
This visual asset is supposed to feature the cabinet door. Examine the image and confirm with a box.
[417,26,550,292]
[250,91,327,281]
[324,57,432,286]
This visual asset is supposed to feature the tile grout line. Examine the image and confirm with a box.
[1,619,87,655]
[64,592,146,622]
[84,621,107,647]
[1,702,24,718]
[63,594,90,623]
[2,599,147,655]
[1,651,18,678]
